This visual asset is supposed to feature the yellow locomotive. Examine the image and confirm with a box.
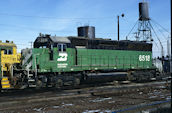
[0,40,21,89]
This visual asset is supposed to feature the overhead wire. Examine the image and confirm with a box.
[125,20,138,40]
[0,23,75,33]
[0,13,170,53]
[152,40,160,49]
[150,21,168,40]
[149,20,171,56]
[151,18,171,35]
[149,20,171,54]
[0,23,124,37]
[148,21,164,56]
[0,12,113,20]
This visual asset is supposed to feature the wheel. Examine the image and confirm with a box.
[55,79,63,88]
[74,78,80,86]
[36,80,43,89]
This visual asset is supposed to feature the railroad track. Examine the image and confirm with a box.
[0,80,170,112]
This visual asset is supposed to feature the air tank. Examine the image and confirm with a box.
[139,2,150,20]
[77,26,95,39]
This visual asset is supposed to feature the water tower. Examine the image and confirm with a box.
[136,1,152,41]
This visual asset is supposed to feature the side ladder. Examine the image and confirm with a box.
[27,70,36,87]
[1,77,11,89]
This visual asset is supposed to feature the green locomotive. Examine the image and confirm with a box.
[20,28,156,88]
[0,26,157,89]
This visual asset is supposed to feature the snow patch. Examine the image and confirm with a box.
[33,108,42,112]
[166,96,171,100]
[62,104,73,107]
[139,92,143,95]
[90,97,112,102]
[149,96,157,99]
[53,106,60,108]
[52,103,74,109]
[104,110,113,112]
[83,109,100,113]
[109,100,116,103]
[83,109,112,113]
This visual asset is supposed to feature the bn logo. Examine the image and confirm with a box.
[57,53,68,61]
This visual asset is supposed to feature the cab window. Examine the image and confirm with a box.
[4,49,13,55]
[4,50,7,54]
[58,44,62,51]
[58,44,67,52]
[63,44,67,52]
[9,50,13,54]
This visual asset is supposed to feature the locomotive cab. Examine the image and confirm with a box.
[0,41,21,89]
[21,34,72,88]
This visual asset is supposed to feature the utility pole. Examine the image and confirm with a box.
[29,42,33,48]
[167,39,170,57]
[117,16,119,41]
[117,14,124,41]
[170,35,172,74]
[170,0,172,96]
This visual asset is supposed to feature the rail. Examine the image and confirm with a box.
[112,99,171,113]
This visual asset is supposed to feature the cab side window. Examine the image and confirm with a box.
[58,44,67,52]
[63,44,67,52]
[9,50,13,54]
[58,44,62,51]
[4,50,7,54]
[4,49,13,55]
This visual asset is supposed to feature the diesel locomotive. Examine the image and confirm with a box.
[0,40,21,89]
[0,26,158,90]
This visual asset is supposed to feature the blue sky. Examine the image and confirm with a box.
[0,0,171,57]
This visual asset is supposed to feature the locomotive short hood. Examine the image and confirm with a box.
[34,34,71,48]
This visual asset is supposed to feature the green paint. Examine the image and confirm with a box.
[31,47,154,73]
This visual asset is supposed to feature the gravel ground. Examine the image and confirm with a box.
[0,83,171,113]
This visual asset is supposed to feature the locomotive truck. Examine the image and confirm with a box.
[0,26,157,90]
